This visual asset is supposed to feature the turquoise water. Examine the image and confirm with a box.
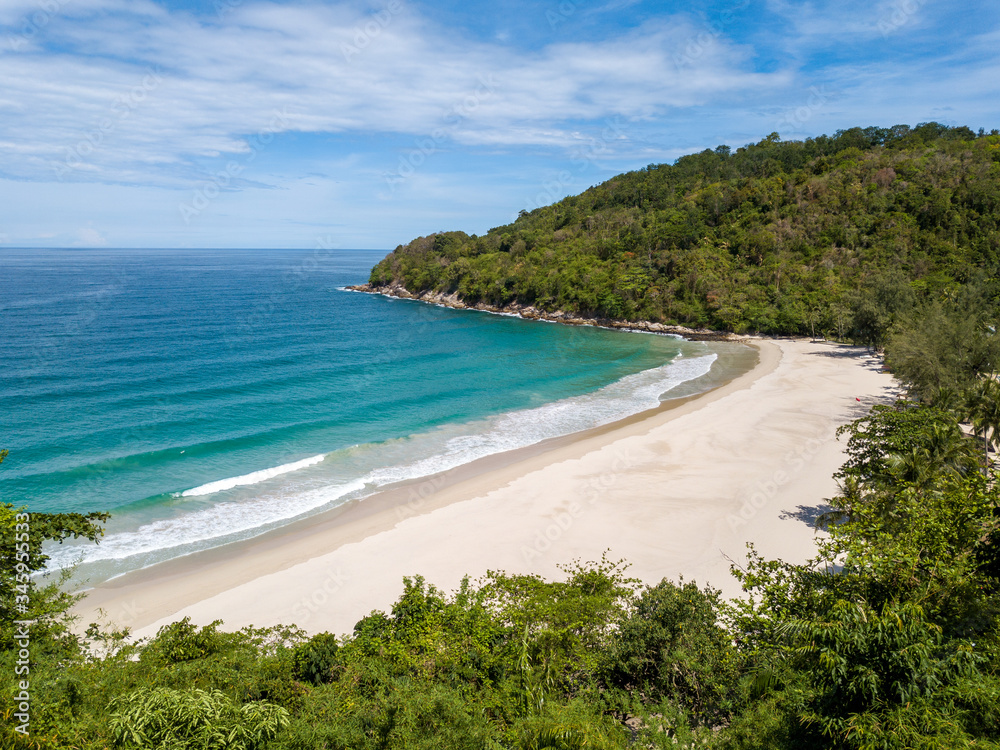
[0,248,727,583]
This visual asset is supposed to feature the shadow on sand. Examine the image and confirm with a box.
[779,502,832,528]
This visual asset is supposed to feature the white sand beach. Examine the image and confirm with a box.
[74,338,899,639]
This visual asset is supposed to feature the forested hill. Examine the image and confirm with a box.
[367,123,1000,337]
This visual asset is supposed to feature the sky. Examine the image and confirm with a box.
[1,0,998,250]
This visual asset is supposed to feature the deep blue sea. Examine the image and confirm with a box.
[0,248,741,584]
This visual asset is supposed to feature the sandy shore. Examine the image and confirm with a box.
[75,338,898,639]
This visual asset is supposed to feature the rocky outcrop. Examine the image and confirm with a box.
[344,283,750,342]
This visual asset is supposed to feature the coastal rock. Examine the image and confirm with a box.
[344,283,749,341]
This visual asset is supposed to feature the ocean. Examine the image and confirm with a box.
[0,248,752,585]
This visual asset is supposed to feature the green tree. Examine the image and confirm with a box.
[601,579,737,726]
[291,632,340,685]
[1,449,111,653]
[479,555,639,692]
[886,297,1000,401]
[731,402,1000,749]
[363,123,995,337]
[782,599,985,749]
[848,270,915,352]
[834,403,977,500]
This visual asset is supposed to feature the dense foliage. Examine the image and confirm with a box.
[369,123,1000,337]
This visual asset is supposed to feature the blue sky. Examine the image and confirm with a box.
[1,0,998,249]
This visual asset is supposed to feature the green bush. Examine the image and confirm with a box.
[602,580,737,726]
[275,677,496,750]
[144,618,232,664]
[292,632,340,685]
[108,687,288,750]
[512,700,627,750]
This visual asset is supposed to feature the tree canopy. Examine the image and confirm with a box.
[368,123,1000,339]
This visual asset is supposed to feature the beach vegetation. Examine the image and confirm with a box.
[884,278,1000,402]
[292,632,341,686]
[599,579,738,727]
[108,687,288,750]
[1,445,110,658]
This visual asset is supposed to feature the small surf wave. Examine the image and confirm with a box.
[47,478,367,571]
[179,453,327,497]
[363,352,717,486]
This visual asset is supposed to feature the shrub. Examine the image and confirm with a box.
[292,632,340,685]
[108,687,288,750]
[602,579,737,725]
[144,618,232,664]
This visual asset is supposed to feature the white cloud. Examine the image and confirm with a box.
[0,1,788,187]
[764,0,932,43]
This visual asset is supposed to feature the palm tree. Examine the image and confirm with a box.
[928,386,963,417]
[885,445,937,489]
[922,420,978,477]
[817,476,865,529]
[871,420,972,493]
[967,378,1000,475]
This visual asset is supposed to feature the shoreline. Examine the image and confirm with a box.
[74,337,899,639]
[345,283,748,341]
[71,340,760,622]
[70,340,752,586]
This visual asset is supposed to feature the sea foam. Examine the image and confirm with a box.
[180,453,326,497]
